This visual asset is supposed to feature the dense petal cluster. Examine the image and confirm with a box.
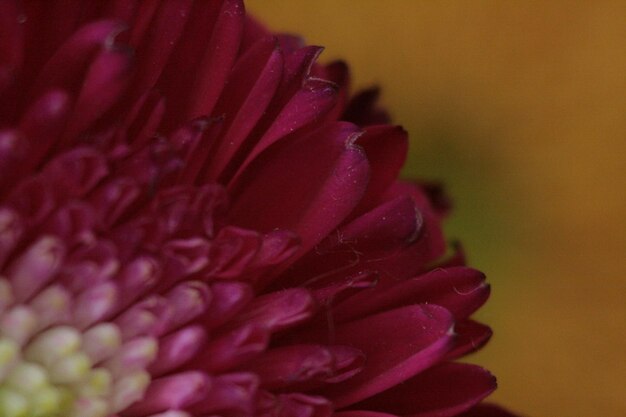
[0,1,515,417]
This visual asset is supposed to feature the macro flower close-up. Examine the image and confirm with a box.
[0,1,518,416]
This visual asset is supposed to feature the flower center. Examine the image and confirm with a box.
[0,276,156,417]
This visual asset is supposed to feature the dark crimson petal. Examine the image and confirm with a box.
[7,176,57,224]
[18,90,71,173]
[311,271,379,307]
[233,77,338,182]
[245,344,333,390]
[241,16,272,52]
[327,194,420,256]
[206,226,262,279]
[419,181,454,218]
[42,147,109,199]
[0,0,23,94]
[343,87,391,127]
[318,304,455,408]
[457,404,521,417]
[230,122,369,259]
[333,267,489,323]
[63,46,133,140]
[185,0,245,119]
[158,0,244,129]
[0,129,28,191]
[335,412,398,417]
[362,181,447,279]
[353,125,408,213]
[117,90,165,151]
[243,344,364,390]
[201,36,283,182]
[446,320,493,360]
[284,46,323,83]
[91,176,141,228]
[0,2,510,415]
[319,60,350,122]
[29,20,125,99]
[278,195,421,289]
[355,362,497,417]
[126,0,193,97]
[0,207,24,268]
[253,230,300,269]
[106,0,154,45]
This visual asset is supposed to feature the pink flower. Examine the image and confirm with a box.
[0,1,517,417]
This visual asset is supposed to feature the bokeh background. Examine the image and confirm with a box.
[247,1,626,416]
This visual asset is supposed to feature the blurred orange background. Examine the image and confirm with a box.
[247,1,626,416]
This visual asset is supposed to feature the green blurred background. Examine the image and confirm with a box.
[247,1,626,416]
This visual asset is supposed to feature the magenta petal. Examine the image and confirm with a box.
[121,371,211,416]
[334,267,489,323]
[232,288,316,333]
[278,393,334,417]
[203,281,253,329]
[160,281,212,333]
[355,363,497,417]
[259,393,333,417]
[149,325,208,376]
[190,373,259,416]
[116,256,161,310]
[230,122,369,257]
[320,304,455,408]
[73,281,118,328]
[7,236,65,302]
[206,226,262,279]
[193,324,269,373]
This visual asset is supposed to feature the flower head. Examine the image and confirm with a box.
[0,1,515,417]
